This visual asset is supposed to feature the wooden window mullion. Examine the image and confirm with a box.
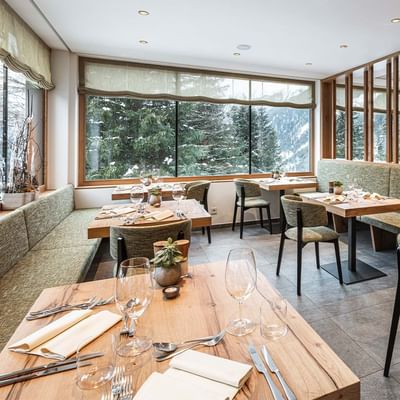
[386,60,393,162]
[367,65,374,161]
[393,56,399,163]
[332,80,337,159]
[345,73,353,160]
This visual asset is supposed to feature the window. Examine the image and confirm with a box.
[336,110,345,159]
[0,62,45,188]
[80,58,315,183]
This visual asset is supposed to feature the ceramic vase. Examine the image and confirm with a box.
[154,264,181,287]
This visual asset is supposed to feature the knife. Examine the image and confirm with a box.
[248,345,284,400]
[0,361,92,387]
[0,352,103,382]
[262,345,297,400]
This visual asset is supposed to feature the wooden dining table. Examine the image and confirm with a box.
[301,193,400,284]
[0,261,360,399]
[87,199,211,239]
[111,184,175,201]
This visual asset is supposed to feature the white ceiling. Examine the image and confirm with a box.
[6,0,400,80]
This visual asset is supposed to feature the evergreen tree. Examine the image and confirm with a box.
[336,110,345,158]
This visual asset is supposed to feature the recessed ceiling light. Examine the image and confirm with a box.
[138,10,150,16]
[340,44,349,48]
[237,44,251,51]
[139,40,148,45]
[391,17,400,23]
[305,62,312,66]
[233,52,241,56]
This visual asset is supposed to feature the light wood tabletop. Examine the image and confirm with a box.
[259,178,318,192]
[87,199,211,239]
[301,193,400,218]
[0,262,360,400]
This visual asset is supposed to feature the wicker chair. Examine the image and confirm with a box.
[277,195,343,296]
[384,235,400,377]
[185,180,212,243]
[232,179,272,239]
[110,220,192,277]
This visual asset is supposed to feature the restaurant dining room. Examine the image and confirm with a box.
[3,0,400,398]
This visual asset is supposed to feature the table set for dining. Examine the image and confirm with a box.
[0,248,360,399]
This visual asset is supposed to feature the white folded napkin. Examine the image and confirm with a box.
[170,350,252,388]
[97,206,137,219]
[9,310,121,360]
[133,372,229,400]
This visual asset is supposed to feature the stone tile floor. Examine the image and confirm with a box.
[93,224,400,399]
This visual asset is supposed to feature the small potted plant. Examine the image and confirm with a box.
[148,187,162,207]
[333,181,344,195]
[151,238,186,286]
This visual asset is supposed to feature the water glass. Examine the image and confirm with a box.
[172,184,185,214]
[260,297,288,340]
[76,334,116,399]
[130,186,144,207]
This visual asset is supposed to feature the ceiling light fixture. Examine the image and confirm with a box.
[138,10,150,16]
[139,40,148,44]
[391,17,400,23]
[305,62,312,66]
[237,44,251,51]
[233,52,241,56]
[339,44,349,48]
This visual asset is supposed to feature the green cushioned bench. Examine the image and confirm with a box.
[0,185,100,349]
[316,160,400,250]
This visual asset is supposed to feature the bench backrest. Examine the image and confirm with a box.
[317,159,391,196]
[0,210,29,276]
[21,185,74,249]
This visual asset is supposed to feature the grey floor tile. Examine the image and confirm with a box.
[361,370,400,400]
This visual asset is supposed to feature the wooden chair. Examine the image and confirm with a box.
[384,237,400,377]
[185,180,211,243]
[110,220,191,277]
[232,178,272,239]
[276,195,343,296]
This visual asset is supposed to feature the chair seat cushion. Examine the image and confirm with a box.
[285,226,339,243]
[237,197,270,208]
[32,209,100,250]
[0,246,98,350]
[360,212,400,234]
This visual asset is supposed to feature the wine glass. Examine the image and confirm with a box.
[76,334,116,399]
[225,248,257,336]
[115,257,154,356]
[130,186,144,208]
[172,184,185,215]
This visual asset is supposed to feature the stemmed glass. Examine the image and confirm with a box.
[172,184,185,216]
[130,185,145,212]
[225,248,257,336]
[115,257,154,357]
[76,334,116,399]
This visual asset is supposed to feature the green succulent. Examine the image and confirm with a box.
[151,237,184,268]
[333,181,343,187]
[149,187,161,196]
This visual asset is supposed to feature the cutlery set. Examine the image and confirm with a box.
[249,344,296,400]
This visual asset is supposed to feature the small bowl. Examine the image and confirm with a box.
[162,285,180,299]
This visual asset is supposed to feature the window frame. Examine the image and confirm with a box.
[78,57,315,187]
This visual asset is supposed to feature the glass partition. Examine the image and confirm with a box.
[335,75,345,159]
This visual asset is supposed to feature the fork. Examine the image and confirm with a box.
[29,296,97,316]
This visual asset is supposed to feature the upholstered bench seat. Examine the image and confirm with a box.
[359,212,400,234]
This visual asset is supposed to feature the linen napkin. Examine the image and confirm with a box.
[133,372,229,400]
[170,350,252,388]
[9,310,121,360]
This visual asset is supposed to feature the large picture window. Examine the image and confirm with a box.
[79,58,315,184]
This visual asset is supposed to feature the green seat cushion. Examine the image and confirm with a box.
[0,245,97,349]
[33,209,100,250]
[0,210,29,277]
[360,212,400,234]
[237,196,270,208]
[22,185,74,249]
[317,159,390,195]
[285,226,339,243]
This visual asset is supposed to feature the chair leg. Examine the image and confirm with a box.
[202,227,205,235]
[315,242,320,269]
[232,203,238,231]
[259,208,264,228]
[384,247,400,377]
[276,233,285,276]
[266,205,273,235]
[333,239,343,285]
[297,240,303,296]
[240,207,245,239]
[206,226,211,244]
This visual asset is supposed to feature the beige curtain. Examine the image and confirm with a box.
[0,0,54,89]
[80,60,314,107]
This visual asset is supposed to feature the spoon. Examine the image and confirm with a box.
[155,330,225,362]
[153,334,216,353]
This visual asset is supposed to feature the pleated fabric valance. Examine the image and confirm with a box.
[0,0,54,89]
[79,58,314,108]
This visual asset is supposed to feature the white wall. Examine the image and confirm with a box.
[47,51,319,225]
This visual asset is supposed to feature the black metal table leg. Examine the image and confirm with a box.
[321,216,386,284]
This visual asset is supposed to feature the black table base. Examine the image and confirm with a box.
[321,259,386,285]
